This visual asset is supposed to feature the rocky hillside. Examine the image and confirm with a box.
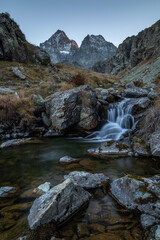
[40,30,79,63]
[0,13,50,65]
[93,19,160,85]
[40,31,117,69]
[73,34,117,69]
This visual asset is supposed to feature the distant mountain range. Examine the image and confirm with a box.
[40,31,117,69]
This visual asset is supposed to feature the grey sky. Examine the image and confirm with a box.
[1,0,160,47]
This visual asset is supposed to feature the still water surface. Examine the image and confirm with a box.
[0,138,159,240]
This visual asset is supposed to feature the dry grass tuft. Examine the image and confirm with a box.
[0,91,35,124]
[59,82,74,91]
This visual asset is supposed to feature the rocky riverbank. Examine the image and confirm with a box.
[11,171,158,240]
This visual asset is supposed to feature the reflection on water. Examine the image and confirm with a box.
[0,138,159,239]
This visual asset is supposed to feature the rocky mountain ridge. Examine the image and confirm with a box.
[93,19,160,79]
[40,31,117,69]
[40,30,78,63]
[0,13,50,65]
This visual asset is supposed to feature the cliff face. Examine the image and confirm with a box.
[40,31,117,69]
[40,30,79,63]
[73,34,117,69]
[93,20,160,75]
[0,13,50,65]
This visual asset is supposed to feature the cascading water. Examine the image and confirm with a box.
[85,98,134,142]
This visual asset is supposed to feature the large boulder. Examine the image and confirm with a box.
[45,85,98,133]
[149,130,160,157]
[110,175,160,229]
[0,13,50,64]
[64,171,110,189]
[28,179,91,230]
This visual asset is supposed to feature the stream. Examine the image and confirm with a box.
[0,138,160,240]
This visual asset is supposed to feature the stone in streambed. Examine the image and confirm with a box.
[64,171,110,189]
[88,141,132,158]
[59,155,79,164]
[28,179,91,230]
[0,138,32,148]
[0,187,16,197]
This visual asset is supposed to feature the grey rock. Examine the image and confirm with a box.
[0,87,14,94]
[12,67,26,80]
[88,141,132,158]
[155,225,160,240]
[149,130,160,157]
[110,176,153,210]
[59,156,79,164]
[18,236,27,240]
[24,80,30,87]
[28,179,91,230]
[122,87,148,98]
[148,90,158,100]
[45,85,98,132]
[64,171,110,189]
[0,186,15,197]
[41,112,51,127]
[128,97,151,115]
[95,88,115,102]
[110,175,160,231]
[140,214,157,229]
[33,182,52,195]
[133,142,150,157]
[0,138,32,148]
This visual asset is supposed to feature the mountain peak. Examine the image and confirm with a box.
[40,30,78,63]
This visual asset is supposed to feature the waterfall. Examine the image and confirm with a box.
[85,98,134,142]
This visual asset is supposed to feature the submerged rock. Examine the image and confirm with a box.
[0,186,15,197]
[64,171,110,189]
[28,179,91,230]
[59,156,79,164]
[88,141,132,158]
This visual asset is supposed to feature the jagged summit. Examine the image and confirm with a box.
[40,31,117,68]
[72,34,117,68]
[40,30,78,63]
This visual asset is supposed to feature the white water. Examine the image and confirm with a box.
[85,98,134,142]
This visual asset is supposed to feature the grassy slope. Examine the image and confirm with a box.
[0,61,120,98]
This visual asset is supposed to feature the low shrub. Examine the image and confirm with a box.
[71,73,85,86]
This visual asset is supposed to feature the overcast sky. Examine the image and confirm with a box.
[1,0,160,47]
